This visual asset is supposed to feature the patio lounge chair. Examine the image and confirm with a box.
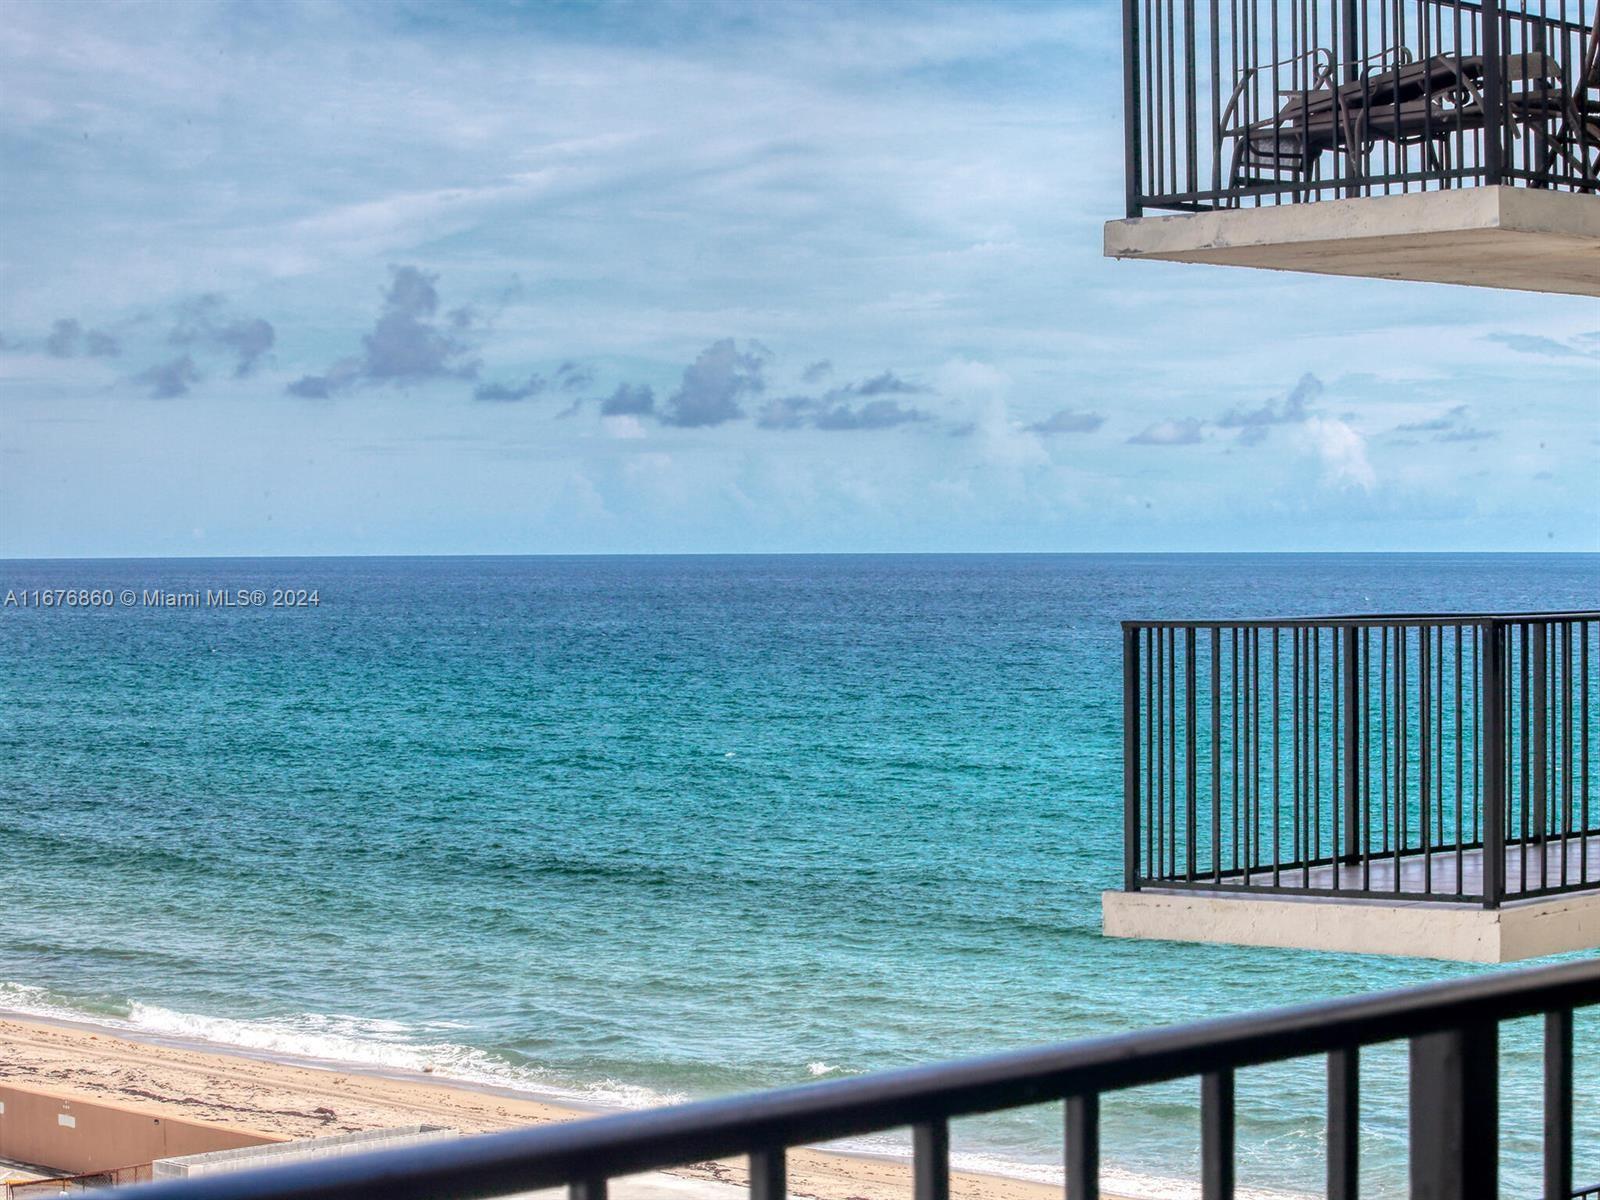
[1542,11,1600,187]
[1341,50,1568,177]
[1222,34,1591,197]
[1220,46,1414,200]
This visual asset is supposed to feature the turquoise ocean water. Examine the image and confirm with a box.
[1,554,1596,1196]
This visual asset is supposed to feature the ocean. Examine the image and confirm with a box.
[2,553,1596,1196]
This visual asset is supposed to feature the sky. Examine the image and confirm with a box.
[1,0,1596,557]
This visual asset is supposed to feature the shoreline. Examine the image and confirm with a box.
[0,1009,1086,1200]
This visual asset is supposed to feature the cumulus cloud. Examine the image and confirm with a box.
[44,317,120,358]
[600,383,655,416]
[169,295,275,376]
[1217,373,1322,440]
[286,374,335,399]
[660,338,768,427]
[474,374,546,402]
[756,367,933,431]
[555,361,595,392]
[1483,332,1587,358]
[813,398,927,430]
[847,370,927,396]
[287,265,478,397]
[1395,403,1496,443]
[1300,416,1375,490]
[134,355,200,399]
[801,360,832,384]
[756,395,815,430]
[1025,409,1104,434]
[1127,373,1322,448]
[1129,417,1204,445]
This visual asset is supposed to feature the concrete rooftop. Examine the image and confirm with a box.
[1104,186,1600,296]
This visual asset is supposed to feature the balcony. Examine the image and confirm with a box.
[100,962,1600,1200]
[1104,0,1600,294]
[1104,612,1600,961]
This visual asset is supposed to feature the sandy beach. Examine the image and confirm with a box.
[0,1014,1096,1200]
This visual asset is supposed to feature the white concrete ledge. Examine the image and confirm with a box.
[1102,886,1600,962]
[1103,186,1600,296]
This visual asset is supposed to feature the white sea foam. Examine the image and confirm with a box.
[0,981,1317,1200]
[0,981,684,1112]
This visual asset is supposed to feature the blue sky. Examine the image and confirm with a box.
[1,0,1595,557]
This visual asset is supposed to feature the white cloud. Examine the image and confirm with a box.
[1300,416,1375,492]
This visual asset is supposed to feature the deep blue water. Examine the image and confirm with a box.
[1,554,1596,1197]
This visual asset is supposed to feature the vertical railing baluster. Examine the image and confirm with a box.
[1535,621,1548,889]
[1148,627,1157,882]
[749,1149,785,1200]
[1184,0,1198,196]
[1293,626,1303,873]
[1545,1007,1573,1200]
[1363,625,1373,891]
[1125,624,1142,891]
[1409,1022,1498,1199]
[1396,625,1406,892]
[913,1120,949,1200]
[1253,626,1262,874]
[1188,627,1199,881]
[1562,620,1572,887]
[1456,624,1464,896]
[1066,1094,1100,1200]
[1422,623,1433,893]
[1273,627,1281,885]
[1157,627,1165,879]
[1232,625,1241,874]
[1583,620,1590,886]
[1212,625,1222,883]
[1382,625,1391,858]
[1201,1069,1235,1200]
[1314,626,1322,872]
[1170,626,1179,881]
[1328,1047,1359,1200]
[1483,620,1506,909]
[571,1181,608,1200]
[1523,622,1532,894]
[1124,0,1144,216]
[1483,0,1506,185]
[1334,625,1343,883]
[1436,626,1445,859]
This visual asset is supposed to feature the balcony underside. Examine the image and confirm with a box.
[1104,186,1600,296]
[1105,841,1600,963]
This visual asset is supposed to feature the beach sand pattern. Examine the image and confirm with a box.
[0,1016,1068,1200]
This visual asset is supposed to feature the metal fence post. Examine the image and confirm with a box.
[1343,625,1361,864]
[1481,0,1506,185]
[1409,1022,1498,1200]
[1482,621,1506,909]
[1123,0,1144,216]
[1125,623,1142,891]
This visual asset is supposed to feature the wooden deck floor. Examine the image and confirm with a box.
[1213,837,1600,898]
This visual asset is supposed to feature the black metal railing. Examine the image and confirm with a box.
[1123,612,1600,906]
[1123,0,1600,214]
[107,961,1600,1200]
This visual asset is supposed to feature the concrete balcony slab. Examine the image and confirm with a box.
[1103,186,1600,296]
[1102,885,1600,963]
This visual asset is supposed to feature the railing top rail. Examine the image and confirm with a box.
[1124,610,1600,631]
[1420,0,1594,37]
[117,960,1600,1200]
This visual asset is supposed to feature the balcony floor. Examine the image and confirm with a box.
[1214,836,1600,899]
[1104,186,1600,296]
[1106,838,1600,962]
